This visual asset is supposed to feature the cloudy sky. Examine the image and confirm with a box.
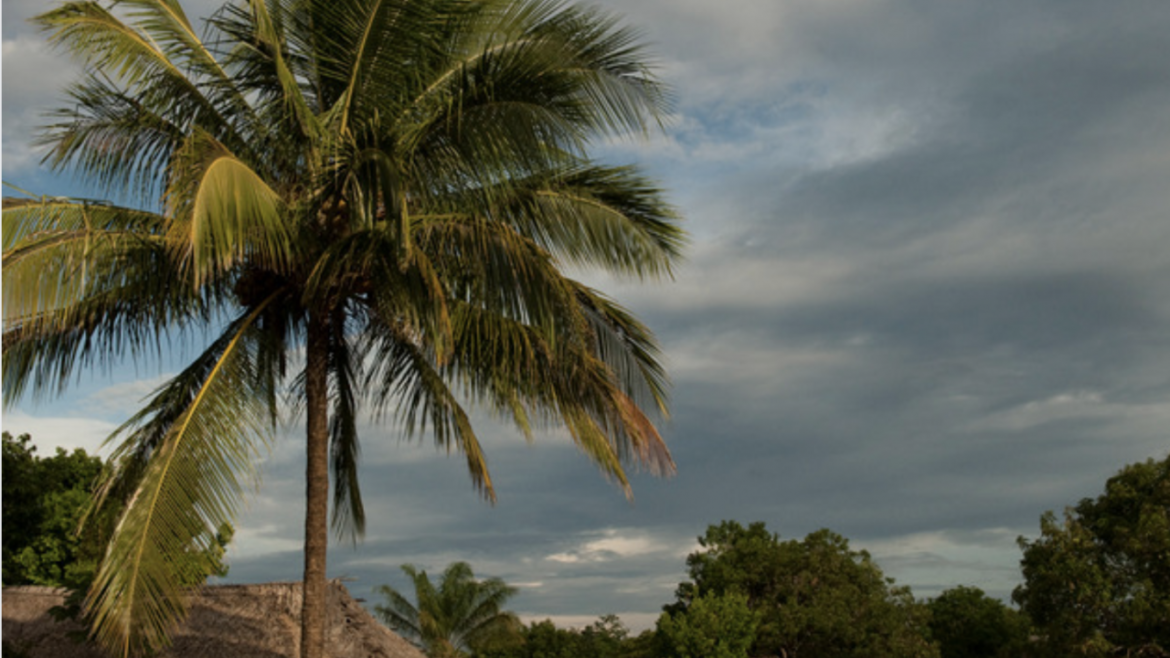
[5,0,1170,632]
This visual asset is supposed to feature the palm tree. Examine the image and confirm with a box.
[375,562,520,658]
[1,0,684,656]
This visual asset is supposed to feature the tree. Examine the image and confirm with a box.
[1014,456,1170,657]
[476,615,641,658]
[578,615,630,658]
[375,562,521,658]
[656,590,757,658]
[2,431,231,645]
[3,0,682,655]
[926,586,1030,658]
[673,521,938,658]
[2,431,109,589]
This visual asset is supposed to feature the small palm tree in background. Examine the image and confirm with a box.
[376,562,521,658]
[2,0,683,656]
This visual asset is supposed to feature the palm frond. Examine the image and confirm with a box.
[85,294,282,657]
[241,0,323,142]
[445,299,674,491]
[572,283,671,416]
[37,76,186,201]
[374,577,424,646]
[527,0,672,136]
[361,318,494,501]
[307,225,453,358]
[328,306,366,543]
[166,128,292,283]
[2,198,204,404]
[36,1,256,163]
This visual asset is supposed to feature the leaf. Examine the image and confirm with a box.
[85,297,281,657]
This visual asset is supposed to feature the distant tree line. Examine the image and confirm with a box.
[375,454,1170,658]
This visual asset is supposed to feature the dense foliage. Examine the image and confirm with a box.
[1014,456,1170,657]
[2,432,233,590]
[656,591,757,658]
[673,521,937,658]
[926,586,1030,658]
[2,432,109,589]
[477,615,649,658]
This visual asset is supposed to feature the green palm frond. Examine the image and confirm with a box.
[414,213,578,333]
[37,77,187,200]
[241,0,323,142]
[307,225,453,357]
[572,283,671,416]
[446,298,674,490]
[2,198,203,404]
[362,317,494,501]
[167,128,292,283]
[375,562,519,657]
[85,295,281,657]
[328,309,366,543]
[36,1,256,160]
[374,575,424,644]
[326,0,427,134]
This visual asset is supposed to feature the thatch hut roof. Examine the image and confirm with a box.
[2,581,426,658]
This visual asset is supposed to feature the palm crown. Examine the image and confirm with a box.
[376,562,520,658]
[1,0,684,656]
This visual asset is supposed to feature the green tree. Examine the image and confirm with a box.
[2,0,683,656]
[578,615,630,658]
[926,586,1030,658]
[674,521,938,658]
[375,562,522,658]
[656,590,757,658]
[1014,456,1170,657]
[477,616,644,658]
[2,432,231,642]
[2,432,108,588]
[511,619,580,658]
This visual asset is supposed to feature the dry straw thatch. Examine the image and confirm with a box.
[2,581,426,658]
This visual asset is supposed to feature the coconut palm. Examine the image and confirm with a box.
[375,562,520,658]
[1,0,683,656]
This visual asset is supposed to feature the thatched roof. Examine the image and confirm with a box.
[2,581,427,658]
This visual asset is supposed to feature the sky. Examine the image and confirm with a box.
[4,0,1170,633]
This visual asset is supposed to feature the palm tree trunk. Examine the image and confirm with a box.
[301,309,330,658]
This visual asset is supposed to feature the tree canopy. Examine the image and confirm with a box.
[476,614,648,658]
[656,591,757,658]
[2,432,109,589]
[1014,455,1170,657]
[926,586,1029,658]
[673,521,938,658]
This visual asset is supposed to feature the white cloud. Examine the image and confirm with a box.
[1,409,118,456]
[546,528,664,564]
[965,391,1170,434]
[859,528,1026,600]
[229,523,306,558]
